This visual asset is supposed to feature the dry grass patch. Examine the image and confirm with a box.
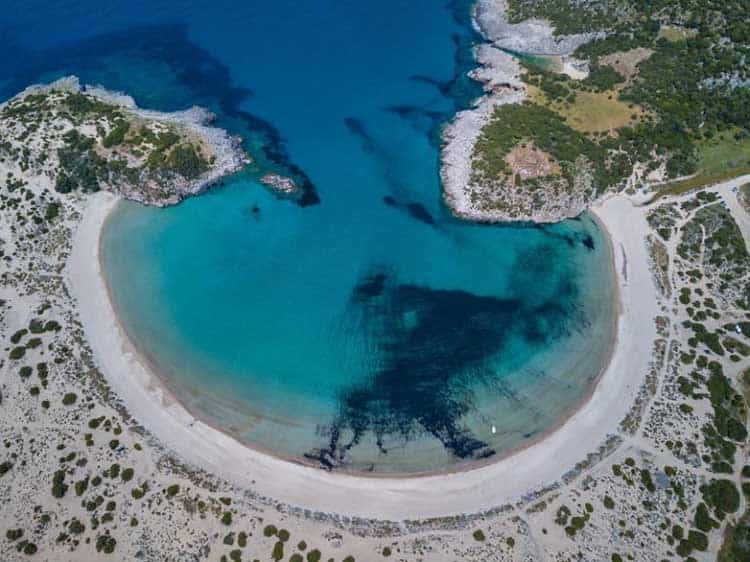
[528,85,644,135]
[600,48,653,82]
[658,25,698,42]
[563,90,644,133]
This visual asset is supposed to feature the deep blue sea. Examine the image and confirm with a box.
[0,0,615,472]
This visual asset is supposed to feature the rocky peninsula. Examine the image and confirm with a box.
[441,0,600,223]
[442,0,750,224]
[0,76,248,207]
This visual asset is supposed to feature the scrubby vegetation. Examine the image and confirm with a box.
[2,87,213,205]
[719,510,750,562]
[475,0,750,217]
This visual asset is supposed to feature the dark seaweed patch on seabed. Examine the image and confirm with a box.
[405,202,436,225]
[533,222,597,251]
[344,116,438,227]
[307,249,582,470]
[0,23,319,207]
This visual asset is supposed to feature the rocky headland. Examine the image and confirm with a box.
[440,0,602,223]
[0,76,248,207]
[440,0,717,223]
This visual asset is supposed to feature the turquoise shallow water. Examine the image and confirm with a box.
[1,0,615,472]
[104,195,613,471]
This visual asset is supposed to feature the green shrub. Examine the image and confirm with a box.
[10,329,27,344]
[719,512,750,561]
[6,529,23,541]
[672,525,684,540]
[95,533,116,554]
[160,144,208,179]
[102,120,130,148]
[581,64,625,91]
[472,529,486,541]
[694,502,719,533]
[688,530,708,551]
[641,469,656,492]
[44,202,61,220]
[62,393,77,405]
[74,477,88,496]
[703,479,740,516]
[51,470,67,498]
[69,519,85,534]
[713,461,733,474]
[675,539,692,557]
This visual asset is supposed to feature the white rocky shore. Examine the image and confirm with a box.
[441,45,526,222]
[473,0,599,55]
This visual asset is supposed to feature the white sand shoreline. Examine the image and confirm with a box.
[98,210,619,478]
[67,190,657,520]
